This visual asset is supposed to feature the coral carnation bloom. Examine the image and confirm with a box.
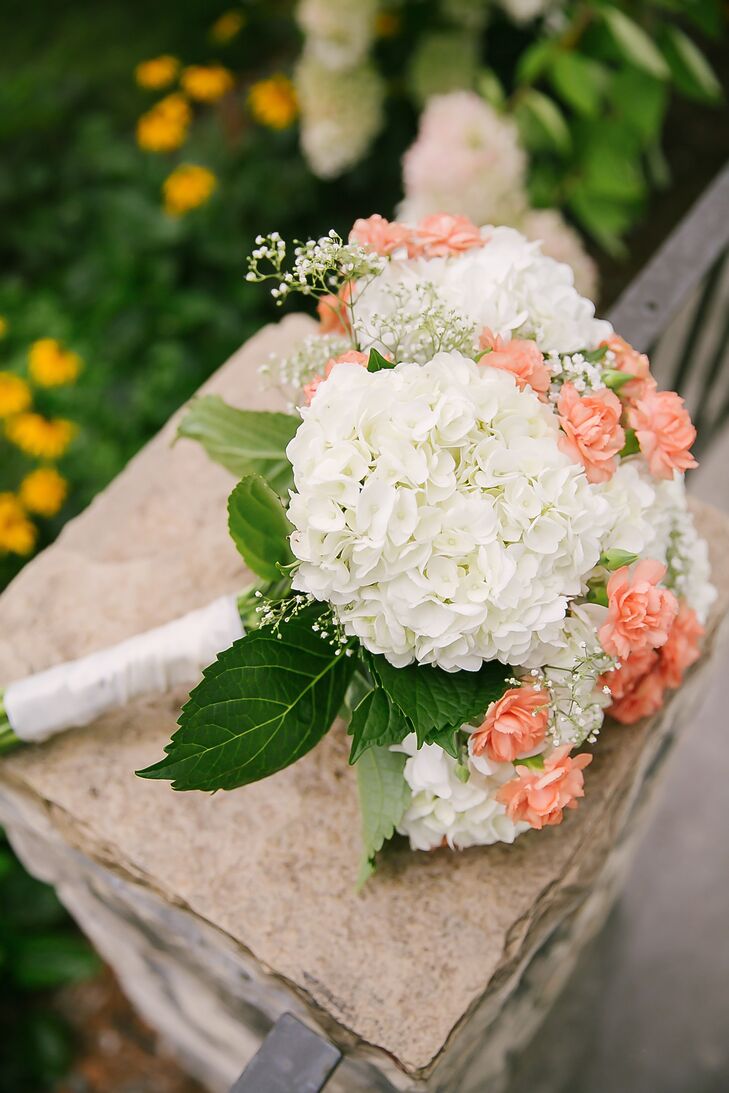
[497,746,592,830]
[350,214,411,256]
[601,334,656,402]
[557,381,625,483]
[608,668,666,724]
[599,559,678,660]
[659,601,704,689]
[629,389,698,479]
[411,213,483,257]
[316,284,352,335]
[471,686,549,764]
[479,329,550,396]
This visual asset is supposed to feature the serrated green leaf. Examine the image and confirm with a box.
[515,89,571,155]
[137,604,355,791]
[367,347,394,373]
[356,746,410,886]
[549,53,609,118]
[348,686,411,764]
[602,8,669,80]
[228,474,294,582]
[177,394,299,495]
[427,724,462,759]
[368,654,508,747]
[660,25,722,103]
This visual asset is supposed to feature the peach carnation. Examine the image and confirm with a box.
[629,390,697,480]
[303,350,368,405]
[601,334,656,402]
[349,214,411,256]
[316,283,352,335]
[557,381,625,484]
[608,667,666,724]
[471,686,549,764]
[659,601,704,689]
[497,746,592,830]
[598,559,678,660]
[479,329,550,396]
[411,213,483,258]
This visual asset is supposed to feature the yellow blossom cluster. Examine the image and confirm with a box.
[248,75,298,130]
[163,164,217,216]
[0,334,77,556]
[135,55,180,90]
[210,10,245,43]
[181,64,234,103]
[137,93,192,153]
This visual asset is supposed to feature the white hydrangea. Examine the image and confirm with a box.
[394,733,529,850]
[596,459,658,557]
[296,0,378,71]
[398,92,529,230]
[295,56,385,179]
[287,352,613,671]
[352,227,612,357]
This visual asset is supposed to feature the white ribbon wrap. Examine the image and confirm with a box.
[4,595,244,743]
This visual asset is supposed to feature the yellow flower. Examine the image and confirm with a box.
[136,94,191,152]
[249,75,298,130]
[211,10,245,43]
[28,338,82,387]
[181,64,234,103]
[135,55,180,90]
[0,493,36,556]
[0,316,8,338]
[375,11,401,37]
[0,372,32,418]
[19,467,68,517]
[163,164,217,216]
[6,414,76,460]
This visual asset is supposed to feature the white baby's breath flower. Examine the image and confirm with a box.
[287,351,613,671]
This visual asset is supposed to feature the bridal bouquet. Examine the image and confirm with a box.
[0,213,714,880]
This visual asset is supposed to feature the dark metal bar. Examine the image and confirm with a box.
[230,1013,342,1093]
[607,162,729,353]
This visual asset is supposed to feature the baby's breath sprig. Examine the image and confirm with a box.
[528,642,616,749]
[546,347,609,406]
[246,230,386,305]
[255,592,356,657]
[361,280,478,366]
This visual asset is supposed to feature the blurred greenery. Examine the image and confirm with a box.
[0,830,100,1092]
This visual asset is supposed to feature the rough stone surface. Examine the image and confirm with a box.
[1,315,728,1090]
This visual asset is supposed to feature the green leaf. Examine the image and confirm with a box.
[428,724,462,759]
[177,395,299,495]
[660,26,722,102]
[348,686,411,764]
[517,39,558,84]
[228,474,294,582]
[599,549,639,570]
[548,53,609,118]
[620,427,641,457]
[367,347,394,373]
[137,604,355,791]
[611,68,668,145]
[368,654,508,747]
[356,746,410,886]
[586,580,609,608]
[515,89,571,155]
[477,68,505,108]
[601,8,669,80]
[568,187,634,254]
